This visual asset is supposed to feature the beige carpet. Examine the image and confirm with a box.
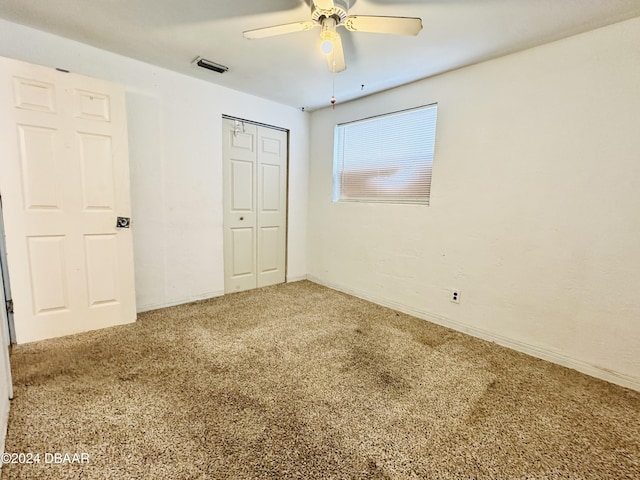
[2,281,639,479]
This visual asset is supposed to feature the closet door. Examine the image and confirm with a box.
[256,126,287,288]
[223,120,258,293]
[0,56,136,343]
[222,119,287,293]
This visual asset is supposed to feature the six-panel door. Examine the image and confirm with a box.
[0,56,137,343]
[222,119,287,293]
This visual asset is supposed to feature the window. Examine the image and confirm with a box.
[333,103,438,205]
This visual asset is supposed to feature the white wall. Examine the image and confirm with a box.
[0,19,309,312]
[308,17,640,390]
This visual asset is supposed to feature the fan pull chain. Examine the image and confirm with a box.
[330,74,336,109]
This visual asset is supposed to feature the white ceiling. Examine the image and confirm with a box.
[1,0,639,111]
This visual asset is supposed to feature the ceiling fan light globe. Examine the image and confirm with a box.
[321,39,334,55]
[320,28,338,55]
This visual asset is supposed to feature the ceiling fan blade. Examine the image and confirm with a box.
[343,16,423,36]
[314,0,335,10]
[327,32,346,73]
[243,21,316,39]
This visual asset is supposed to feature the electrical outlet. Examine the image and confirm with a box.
[451,289,460,304]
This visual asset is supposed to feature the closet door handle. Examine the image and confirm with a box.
[239,217,244,221]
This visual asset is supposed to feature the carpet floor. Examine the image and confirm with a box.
[2,280,639,479]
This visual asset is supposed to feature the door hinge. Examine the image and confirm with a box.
[5,299,13,314]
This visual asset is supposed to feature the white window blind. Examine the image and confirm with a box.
[333,103,438,205]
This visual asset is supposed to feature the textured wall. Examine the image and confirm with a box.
[307,17,640,389]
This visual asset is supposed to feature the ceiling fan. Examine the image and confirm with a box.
[242,0,423,73]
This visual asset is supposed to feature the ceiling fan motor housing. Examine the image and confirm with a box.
[312,0,349,24]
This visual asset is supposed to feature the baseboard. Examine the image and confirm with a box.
[137,278,308,313]
[136,290,225,313]
[286,275,307,283]
[307,275,640,392]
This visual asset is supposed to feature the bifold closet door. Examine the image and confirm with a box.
[222,119,287,293]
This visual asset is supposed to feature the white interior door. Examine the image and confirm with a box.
[223,121,258,293]
[0,56,136,344]
[256,126,287,288]
[223,118,287,293]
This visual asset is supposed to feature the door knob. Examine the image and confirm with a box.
[116,217,131,228]
[240,216,244,221]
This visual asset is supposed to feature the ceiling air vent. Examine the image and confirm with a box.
[193,56,229,74]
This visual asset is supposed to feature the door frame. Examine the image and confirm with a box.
[0,205,13,399]
[221,114,290,289]
[0,197,15,345]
